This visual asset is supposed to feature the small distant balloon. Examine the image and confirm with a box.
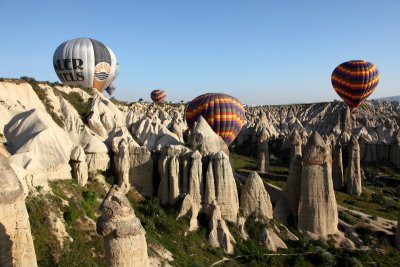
[331,60,380,109]
[185,93,246,145]
[53,38,119,93]
[151,89,166,103]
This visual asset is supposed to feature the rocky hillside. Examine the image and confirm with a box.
[0,77,400,266]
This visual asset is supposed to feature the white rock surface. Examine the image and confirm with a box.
[346,136,362,196]
[207,201,235,254]
[111,137,131,194]
[332,142,344,191]
[0,154,37,267]
[70,146,88,186]
[189,116,229,157]
[257,128,269,172]
[259,227,287,252]
[97,185,149,267]
[240,171,273,221]
[129,146,153,197]
[297,132,338,236]
[0,82,47,135]
[4,109,74,190]
[208,151,239,222]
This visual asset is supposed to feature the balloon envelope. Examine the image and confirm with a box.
[105,83,116,96]
[185,93,246,145]
[53,38,118,92]
[151,89,166,103]
[331,60,380,109]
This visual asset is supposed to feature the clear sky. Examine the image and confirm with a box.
[0,0,399,105]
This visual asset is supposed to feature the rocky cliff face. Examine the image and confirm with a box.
[0,153,37,267]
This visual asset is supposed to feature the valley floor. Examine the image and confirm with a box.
[25,152,400,267]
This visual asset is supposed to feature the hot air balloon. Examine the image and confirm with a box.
[105,83,116,96]
[105,63,119,96]
[53,38,118,93]
[331,60,380,109]
[151,89,166,103]
[185,93,246,145]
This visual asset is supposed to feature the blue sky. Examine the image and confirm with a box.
[0,0,399,105]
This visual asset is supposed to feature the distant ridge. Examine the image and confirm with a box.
[373,95,400,102]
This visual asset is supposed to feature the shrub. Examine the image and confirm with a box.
[63,209,79,223]
[339,211,356,225]
[82,190,97,204]
[105,175,116,185]
[61,91,89,118]
[344,199,356,205]
[371,192,385,205]
[355,227,373,245]
[310,247,336,267]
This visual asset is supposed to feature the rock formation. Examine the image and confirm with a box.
[70,146,88,186]
[129,146,153,197]
[298,132,338,236]
[289,129,302,158]
[206,151,239,222]
[157,153,170,205]
[207,201,235,254]
[259,227,287,252]
[131,116,181,152]
[240,171,273,221]
[111,138,131,194]
[97,185,149,267]
[168,155,180,205]
[4,109,74,190]
[396,211,400,249]
[257,128,269,172]
[285,129,303,220]
[342,106,353,135]
[188,116,229,157]
[187,150,203,205]
[0,154,37,267]
[332,142,344,191]
[177,195,200,231]
[390,130,400,169]
[346,136,362,196]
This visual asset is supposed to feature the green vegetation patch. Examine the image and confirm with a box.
[126,194,227,266]
[61,91,90,119]
[26,180,108,266]
[21,77,65,128]
[335,190,400,220]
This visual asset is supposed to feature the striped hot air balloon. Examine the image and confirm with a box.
[151,89,166,103]
[185,93,246,145]
[331,60,380,109]
[53,38,118,93]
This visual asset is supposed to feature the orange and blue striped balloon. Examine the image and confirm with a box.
[151,89,166,103]
[185,93,246,145]
[331,60,380,109]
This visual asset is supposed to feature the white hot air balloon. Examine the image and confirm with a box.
[53,38,118,92]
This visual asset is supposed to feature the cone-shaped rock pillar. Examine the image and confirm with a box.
[346,136,362,196]
[298,132,338,236]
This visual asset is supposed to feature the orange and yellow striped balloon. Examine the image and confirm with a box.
[185,93,246,145]
[151,89,166,103]
[331,60,380,109]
